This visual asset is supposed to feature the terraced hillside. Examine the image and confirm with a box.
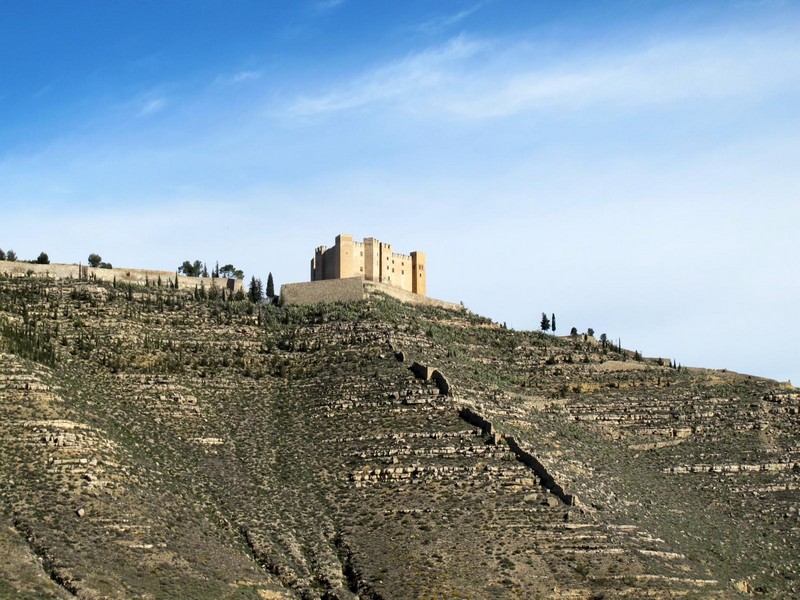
[0,275,797,599]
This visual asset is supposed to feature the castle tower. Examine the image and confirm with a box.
[335,234,355,279]
[363,237,380,283]
[411,251,426,296]
[311,245,326,281]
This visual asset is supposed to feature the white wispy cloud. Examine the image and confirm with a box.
[415,3,484,35]
[216,70,262,85]
[138,96,167,117]
[286,26,800,120]
[32,82,56,100]
[287,35,486,116]
[443,33,800,118]
[312,0,345,14]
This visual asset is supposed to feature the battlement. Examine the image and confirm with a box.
[310,234,426,296]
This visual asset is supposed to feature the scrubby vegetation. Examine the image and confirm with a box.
[0,275,797,598]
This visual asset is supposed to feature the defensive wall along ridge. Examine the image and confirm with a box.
[281,277,464,311]
[0,261,244,292]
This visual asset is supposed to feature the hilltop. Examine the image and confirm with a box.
[0,275,798,599]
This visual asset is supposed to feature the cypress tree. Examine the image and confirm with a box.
[551,313,556,333]
[248,276,263,303]
[266,272,275,298]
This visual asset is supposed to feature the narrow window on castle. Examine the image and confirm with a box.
[402,270,404,275]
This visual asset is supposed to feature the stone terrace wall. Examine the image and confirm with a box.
[280,277,463,311]
[0,262,243,292]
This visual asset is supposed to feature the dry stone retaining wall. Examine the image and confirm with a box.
[458,406,577,506]
[409,361,452,396]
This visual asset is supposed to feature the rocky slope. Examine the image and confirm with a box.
[0,276,797,599]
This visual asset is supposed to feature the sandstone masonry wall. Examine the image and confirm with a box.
[0,262,243,293]
[281,277,366,306]
[362,281,459,311]
[280,278,462,311]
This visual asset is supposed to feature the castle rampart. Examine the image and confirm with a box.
[310,234,426,296]
[281,277,461,311]
[0,261,243,293]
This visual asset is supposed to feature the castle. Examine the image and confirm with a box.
[310,234,426,296]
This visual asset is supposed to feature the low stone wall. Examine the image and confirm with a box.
[0,261,243,293]
[408,362,452,396]
[280,277,463,311]
[459,406,577,506]
[363,281,463,311]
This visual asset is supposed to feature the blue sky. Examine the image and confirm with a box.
[1,1,799,385]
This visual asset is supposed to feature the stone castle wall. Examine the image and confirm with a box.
[281,277,367,306]
[0,261,244,293]
[281,277,462,311]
